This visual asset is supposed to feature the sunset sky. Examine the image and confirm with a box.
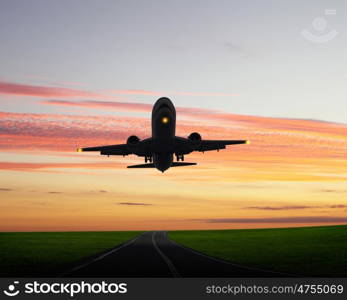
[1,0,347,231]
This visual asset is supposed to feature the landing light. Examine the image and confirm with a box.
[77,148,83,152]
[161,116,169,124]
[245,140,250,145]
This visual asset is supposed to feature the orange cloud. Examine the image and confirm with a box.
[1,110,346,158]
[245,205,347,210]
[0,161,125,172]
[1,109,346,183]
[0,111,149,151]
[197,216,347,224]
[2,98,347,231]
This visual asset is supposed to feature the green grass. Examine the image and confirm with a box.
[0,231,142,277]
[169,225,347,277]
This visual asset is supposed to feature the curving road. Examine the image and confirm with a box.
[62,231,286,277]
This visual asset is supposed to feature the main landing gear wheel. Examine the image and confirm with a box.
[145,156,152,163]
[176,154,184,161]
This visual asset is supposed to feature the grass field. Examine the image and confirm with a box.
[1,226,346,277]
[0,231,142,277]
[169,225,347,277]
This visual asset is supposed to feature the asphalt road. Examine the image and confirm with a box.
[62,231,285,277]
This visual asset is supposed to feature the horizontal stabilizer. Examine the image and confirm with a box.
[171,162,197,167]
[127,163,155,168]
[127,162,197,168]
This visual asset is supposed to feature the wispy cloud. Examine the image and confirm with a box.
[0,80,239,101]
[223,41,252,59]
[321,189,347,193]
[172,91,239,97]
[41,99,151,112]
[0,162,125,172]
[196,216,347,223]
[329,204,347,209]
[245,205,347,210]
[26,98,347,142]
[22,75,85,87]
[107,89,162,96]
[224,41,243,53]
[1,106,347,182]
[117,202,153,206]
[108,89,239,97]
[0,188,13,191]
[321,189,337,193]
[0,111,148,151]
[1,109,346,156]
[245,205,318,210]
[0,81,116,99]
[41,99,218,115]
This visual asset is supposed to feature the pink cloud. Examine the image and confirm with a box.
[108,89,239,97]
[41,100,152,112]
[108,90,162,96]
[41,99,218,115]
[1,110,347,182]
[0,111,149,151]
[0,81,116,100]
[0,109,346,167]
[0,81,239,101]
[40,98,346,141]
[173,91,239,97]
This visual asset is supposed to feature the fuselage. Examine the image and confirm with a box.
[151,97,176,172]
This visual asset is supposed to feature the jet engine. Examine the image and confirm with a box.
[188,132,202,148]
[188,132,201,142]
[127,135,140,145]
[126,135,141,153]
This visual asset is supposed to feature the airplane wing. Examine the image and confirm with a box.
[77,144,131,156]
[174,137,249,154]
[197,140,249,152]
[77,138,153,156]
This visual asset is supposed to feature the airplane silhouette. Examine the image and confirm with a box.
[77,97,249,172]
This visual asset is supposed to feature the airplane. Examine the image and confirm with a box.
[77,97,249,172]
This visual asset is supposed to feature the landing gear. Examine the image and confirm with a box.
[176,154,184,161]
[144,156,152,163]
